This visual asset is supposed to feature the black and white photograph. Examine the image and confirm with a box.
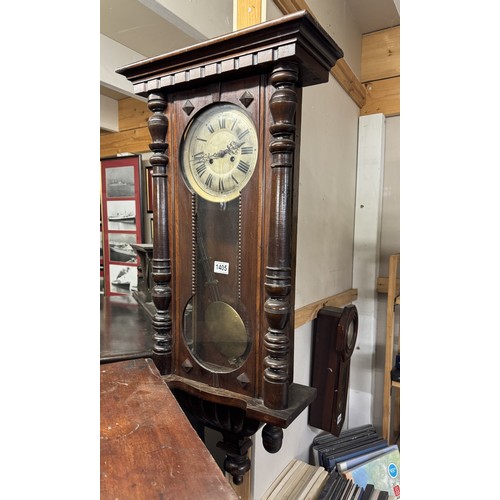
[105,165,135,198]
[108,233,137,263]
[109,264,138,294]
[106,200,136,230]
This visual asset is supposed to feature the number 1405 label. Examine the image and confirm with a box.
[214,261,229,275]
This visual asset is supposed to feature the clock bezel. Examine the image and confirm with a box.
[179,101,259,203]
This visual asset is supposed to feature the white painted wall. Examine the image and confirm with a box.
[151,0,233,39]
[295,77,360,308]
[100,95,119,132]
[305,0,363,78]
[100,34,146,97]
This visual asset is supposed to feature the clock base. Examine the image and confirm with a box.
[166,375,316,484]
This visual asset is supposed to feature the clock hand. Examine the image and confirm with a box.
[203,140,245,162]
[226,140,245,154]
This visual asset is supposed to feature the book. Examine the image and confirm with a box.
[340,480,355,500]
[261,459,298,499]
[298,468,329,500]
[336,444,399,473]
[312,426,377,466]
[330,475,349,500]
[323,439,389,472]
[359,484,374,500]
[287,463,319,499]
[272,460,310,499]
[261,459,331,500]
[342,448,400,499]
[313,425,375,446]
[318,470,340,500]
[318,435,384,468]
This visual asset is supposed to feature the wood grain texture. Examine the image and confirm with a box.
[100,126,151,157]
[294,288,358,328]
[361,76,400,117]
[361,27,400,83]
[101,358,238,500]
[382,253,399,443]
[237,0,262,29]
[119,97,149,131]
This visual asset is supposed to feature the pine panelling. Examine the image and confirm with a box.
[294,288,358,328]
[236,0,262,29]
[361,77,400,117]
[361,27,400,83]
[100,126,151,158]
[100,97,151,157]
[119,97,149,131]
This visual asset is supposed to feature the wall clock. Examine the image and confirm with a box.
[308,305,359,436]
[117,10,343,484]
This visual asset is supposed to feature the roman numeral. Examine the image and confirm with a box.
[219,116,226,129]
[195,164,207,176]
[231,174,239,185]
[206,123,215,134]
[196,137,207,142]
[238,129,249,140]
[237,160,250,174]
[241,146,253,154]
[218,178,225,192]
[205,173,214,188]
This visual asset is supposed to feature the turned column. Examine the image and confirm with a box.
[263,63,298,410]
[148,92,172,375]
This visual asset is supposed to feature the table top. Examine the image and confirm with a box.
[100,295,153,363]
[100,358,238,499]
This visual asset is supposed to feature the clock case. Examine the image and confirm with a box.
[117,10,343,484]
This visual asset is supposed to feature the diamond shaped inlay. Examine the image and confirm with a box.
[181,359,193,373]
[182,99,195,115]
[236,372,250,388]
[239,91,254,108]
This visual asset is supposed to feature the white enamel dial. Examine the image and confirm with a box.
[181,102,258,202]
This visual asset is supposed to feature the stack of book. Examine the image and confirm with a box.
[311,425,400,499]
[261,426,400,499]
[260,459,329,499]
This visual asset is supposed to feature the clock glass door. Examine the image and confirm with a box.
[182,196,251,372]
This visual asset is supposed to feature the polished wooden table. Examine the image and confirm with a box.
[101,358,238,499]
[100,295,153,363]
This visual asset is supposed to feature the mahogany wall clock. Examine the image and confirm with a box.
[117,10,343,484]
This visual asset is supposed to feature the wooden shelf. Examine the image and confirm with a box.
[381,253,400,445]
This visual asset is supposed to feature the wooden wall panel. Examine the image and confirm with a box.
[236,0,262,29]
[100,126,151,158]
[100,97,150,157]
[361,27,400,83]
[119,97,149,131]
[361,77,400,117]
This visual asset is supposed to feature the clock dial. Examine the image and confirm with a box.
[181,102,258,202]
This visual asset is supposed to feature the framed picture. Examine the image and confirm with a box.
[145,166,153,213]
[101,155,143,296]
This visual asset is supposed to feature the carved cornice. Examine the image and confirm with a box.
[116,10,343,95]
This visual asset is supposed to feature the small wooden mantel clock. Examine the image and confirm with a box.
[117,10,343,484]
